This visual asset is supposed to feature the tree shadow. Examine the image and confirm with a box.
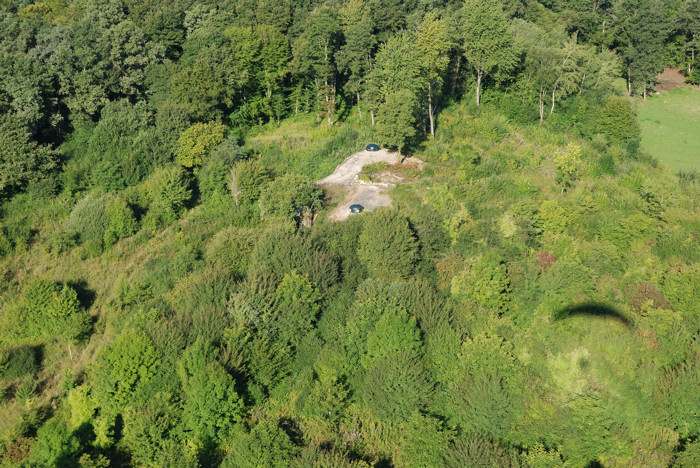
[553,302,632,328]
[66,280,96,310]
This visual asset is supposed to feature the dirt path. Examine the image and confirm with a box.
[318,148,403,220]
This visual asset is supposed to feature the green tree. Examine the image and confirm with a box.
[273,271,321,347]
[357,209,419,279]
[222,419,297,468]
[229,158,271,205]
[176,121,227,172]
[614,0,670,97]
[142,166,192,232]
[461,0,516,106]
[91,330,161,413]
[375,90,418,155]
[0,114,58,199]
[415,12,452,136]
[28,419,81,467]
[178,338,244,446]
[337,0,376,119]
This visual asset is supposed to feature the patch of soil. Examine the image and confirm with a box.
[655,67,687,93]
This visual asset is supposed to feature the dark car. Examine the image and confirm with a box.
[366,143,380,152]
[349,204,364,213]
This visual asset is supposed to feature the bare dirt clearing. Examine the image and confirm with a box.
[318,149,422,220]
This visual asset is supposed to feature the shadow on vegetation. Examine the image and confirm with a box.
[66,280,96,310]
[554,302,632,328]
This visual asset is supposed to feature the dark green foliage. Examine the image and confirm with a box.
[357,209,419,279]
[0,114,58,200]
[0,346,37,381]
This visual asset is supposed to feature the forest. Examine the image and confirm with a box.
[0,0,699,466]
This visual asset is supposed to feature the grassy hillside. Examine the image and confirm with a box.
[638,87,700,172]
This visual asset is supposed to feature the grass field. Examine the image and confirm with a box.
[638,86,700,172]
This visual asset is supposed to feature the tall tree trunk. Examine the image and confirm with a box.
[643,83,647,101]
[476,69,483,106]
[627,68,632,97]
[357,91,362,118]
[539,89,545,122]
[428,81,435,138]
[370,110,375,127]
[550,88,556,114]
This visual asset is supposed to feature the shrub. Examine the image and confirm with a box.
[0,346,38,381]
[104,197,138,246]
[444,435,521,468]
[141,166,192,232]
[258,173,323,226]
[362,353,433,422]
[66,193,112,245]
[357,209,420,279]
[222,419,297,468]
[91,330,161,413]
[229,158,271,205]
[596,96,641,145]
[28,419,81,467]
[178,338,244,446]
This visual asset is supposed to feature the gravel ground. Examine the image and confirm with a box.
[318,148,401,220]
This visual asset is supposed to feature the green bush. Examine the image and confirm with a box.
[66,193,112,245]
[258,173,323,225]
[357,209,420,280]
[0,346,38,381]
[104,197,138,246]
[28,419,81,467]
[141,166,192,232]
[229,158,271,206]
[596,96,641,145]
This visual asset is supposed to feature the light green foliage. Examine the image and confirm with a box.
[553,144,583,190]
[223,419,297,468]
[1,279,89,342]
[104,197,137,246]
[524,444,567,467]
[536,200,571,235]
[66,193,112,245]
[229,158,271,205]
[91,330,161,413]
[258,173,322,224]
[176,121,227,171]
[357,209,419,279]
[66,384,97,430]
[28,419,81,467]
[141,166,192,232]
[363,306,421,369]
[452,253,510,312]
